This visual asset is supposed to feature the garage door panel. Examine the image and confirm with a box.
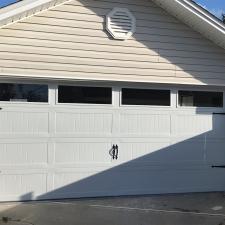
[120,113,171,135]
[168,139,205,162]
[54,142,112,164]
[108,169,225,194]
[0,173,48,201]
[118,141,170,163]
[52,169,112,195]
[118,139,205,164]
[206,115,225,138]
[172,114,212,137]
[45,167,225,199]
[0,111,49,135]
[0,142,48,166]
[206,140,225,163]
[1,83,225,201]
[55,112,113,135]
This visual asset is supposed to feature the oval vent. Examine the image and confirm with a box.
[106,8,136,40]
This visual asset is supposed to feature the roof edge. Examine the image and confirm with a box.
[177,0,225,33]
[152,0,225,50]
[0,0,70,28]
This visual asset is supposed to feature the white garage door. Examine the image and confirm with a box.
[0,81,225,201]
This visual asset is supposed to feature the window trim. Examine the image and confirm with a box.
[56,84,114,107]
[0,81,50,105]
[119,87,171,108]
[0,80,223,110]
[176,89,225,109]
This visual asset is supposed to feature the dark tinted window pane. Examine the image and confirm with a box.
[178,91,223,107]
[58,86,112,104]
[122,88,170,106]
[0,83,48,102]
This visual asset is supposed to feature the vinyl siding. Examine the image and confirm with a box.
[0,0,224,85]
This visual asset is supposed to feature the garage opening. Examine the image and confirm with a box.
[0,81,224,201]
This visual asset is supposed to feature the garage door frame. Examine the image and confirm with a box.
[1,79,225,201]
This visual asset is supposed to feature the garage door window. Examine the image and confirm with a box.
[58,86,112,104]
[0,83,48,103]
[178,90,223,107]
[122,88,170,106]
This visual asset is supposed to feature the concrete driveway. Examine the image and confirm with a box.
[1,192,225,225]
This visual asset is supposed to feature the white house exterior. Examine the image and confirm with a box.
[0,0,225,202]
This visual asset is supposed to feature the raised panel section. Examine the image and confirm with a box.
[0,111,49,135]
[118,140,170,163]
[0,174,47,200]
[53,171,98,190]
[50,167,225,198]
[120,113,171,135]
[172,114,212,138]
[51,170,111,198]
[206,115,225,139]
[55,112,113,135]
[0,143,48,166]
[168,139,205,162]
[119,139,204,164]
[55,141,112,164]
[206,140,225,164]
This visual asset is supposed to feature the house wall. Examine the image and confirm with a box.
[0,0,224,85]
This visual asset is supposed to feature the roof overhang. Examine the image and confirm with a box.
[0,0,224,50]
[151,0,225,50]
[0,0,70,28]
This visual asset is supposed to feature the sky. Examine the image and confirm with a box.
[0,0,19,8]
[195,0,225,19]
[0,0,224,19]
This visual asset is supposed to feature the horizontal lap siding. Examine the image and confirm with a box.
[0,0,224,85]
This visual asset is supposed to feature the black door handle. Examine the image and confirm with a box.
[213,112,225,115]
[212,165,225,168]
[109,145,116,160]
[109,145,119,160]
[115,145,119,160]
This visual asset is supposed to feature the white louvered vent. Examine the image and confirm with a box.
[106,8,136,40]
